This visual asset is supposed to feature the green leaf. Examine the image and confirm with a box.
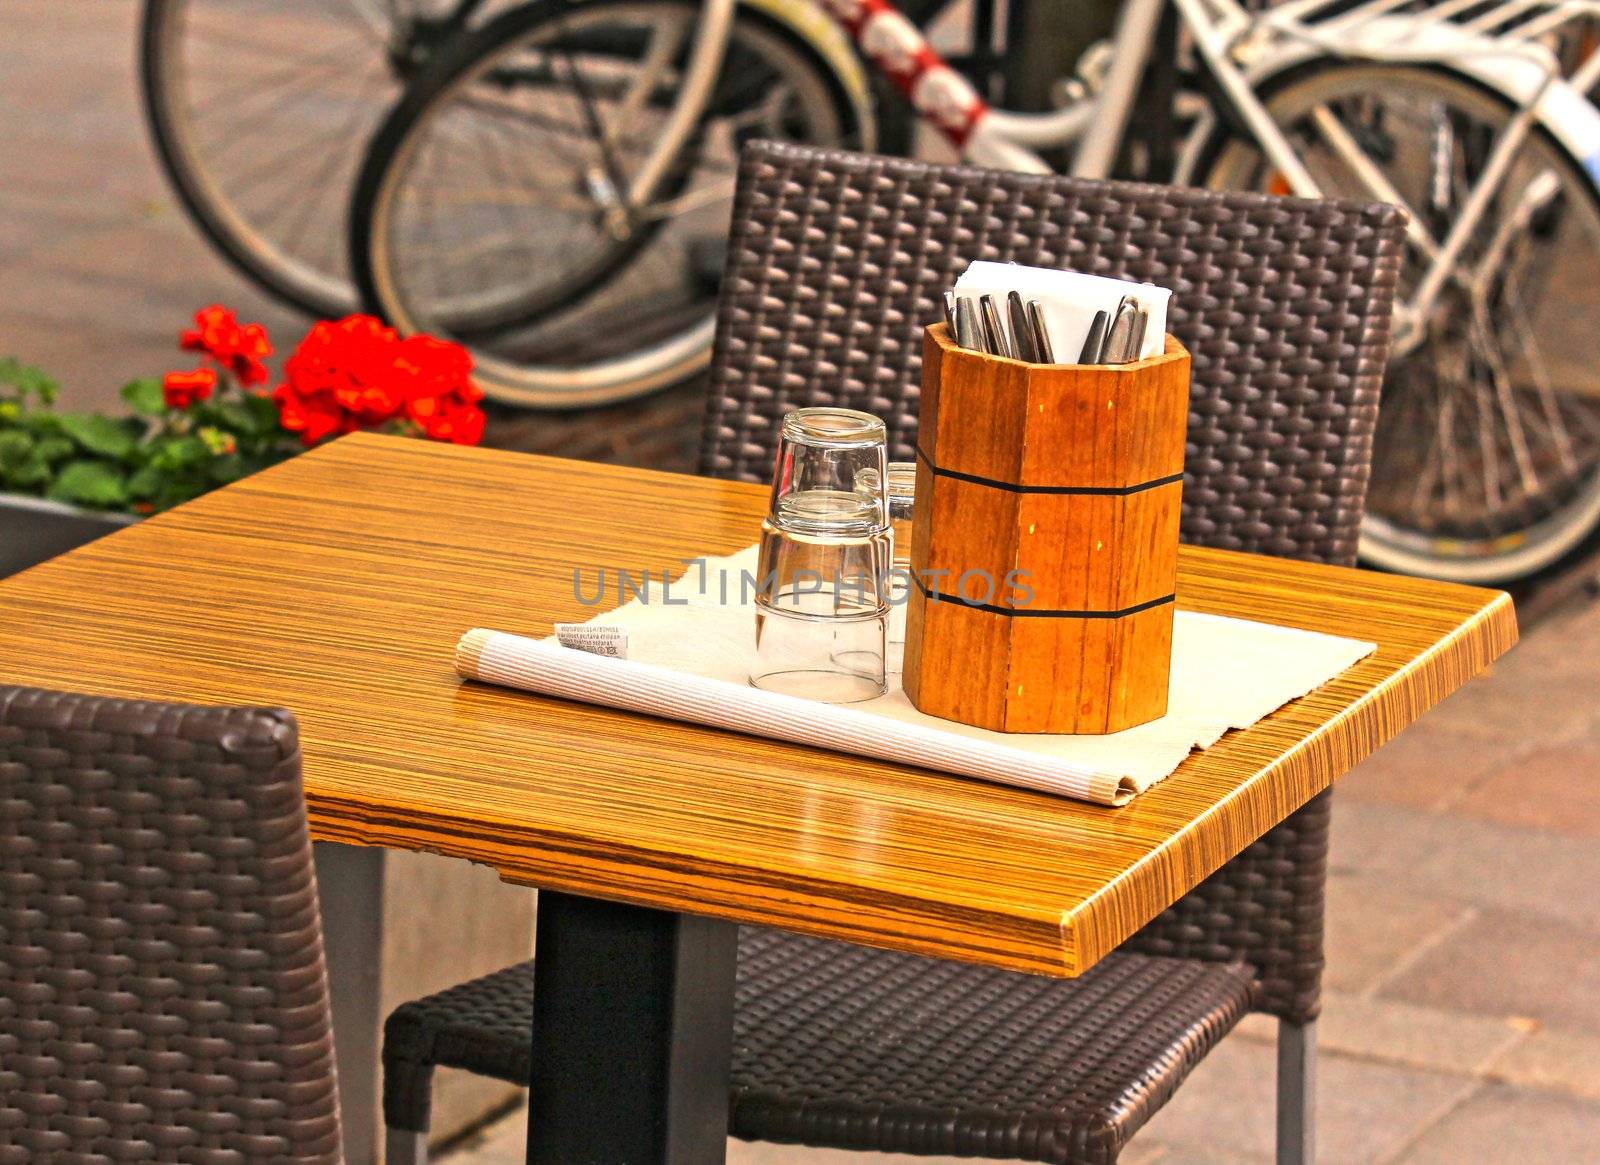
[207,454,248,486]
[0,357,58,403]
[34,436,73,464]
[120,378,168,416]
[0,430,48,489]
[7,454,50,488]
[152,435,209,472]
[211,400,263,437]
[47,461,128,508]
[57,413,137,459]
[0,429,34,467]
[125,463,165,500]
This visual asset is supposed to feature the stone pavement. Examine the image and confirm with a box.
[4,4,1598,1160]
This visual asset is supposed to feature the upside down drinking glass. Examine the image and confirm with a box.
[885,460,916,673]
[751,409,891,703]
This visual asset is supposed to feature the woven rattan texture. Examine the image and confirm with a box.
[383,959,539,1132]
[382,933,1253,1164]
[0,686,341,1164]
[701,140,1406,566]
[732,928,1253,1163]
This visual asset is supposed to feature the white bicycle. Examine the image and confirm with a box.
[331,0,1600,582]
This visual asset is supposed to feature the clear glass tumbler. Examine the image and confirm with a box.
[885,461,916,672]
[752,409,891,703]
[769,408,889,527]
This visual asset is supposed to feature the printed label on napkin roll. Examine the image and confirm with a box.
[554,624,629,659]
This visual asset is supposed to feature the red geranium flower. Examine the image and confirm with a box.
[163,367,217,409]
[273,383,348,446]
[181,304,273,385]
[408,392,487,445]
[180,305,240,357]
[273,314,483,447]
[228,322,272,385]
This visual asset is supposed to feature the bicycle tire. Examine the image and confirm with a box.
[349,0,868,409]
[140,0,384,316]
[1194,59,1600,585]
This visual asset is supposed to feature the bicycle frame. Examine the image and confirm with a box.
[586,0,1600,353]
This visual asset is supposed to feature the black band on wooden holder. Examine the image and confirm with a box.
[909,573,1177,619]
[914,445,1183,496]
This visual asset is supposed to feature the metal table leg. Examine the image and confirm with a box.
[526,889,738,1165]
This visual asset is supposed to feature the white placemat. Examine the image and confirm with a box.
[457,546,1374,806]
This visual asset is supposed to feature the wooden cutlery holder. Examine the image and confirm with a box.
[903,323,1190,734]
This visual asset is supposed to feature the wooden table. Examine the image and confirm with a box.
[0,433,1517,1162]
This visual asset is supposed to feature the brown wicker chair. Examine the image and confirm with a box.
[0,686,343,1164]
[380,141,1406,1165]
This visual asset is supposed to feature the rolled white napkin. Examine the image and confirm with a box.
[954,260,1170,362]
[457,628,1126,803]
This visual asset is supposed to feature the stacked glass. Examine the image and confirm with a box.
[750,409,891,703]
[885,462,916,673]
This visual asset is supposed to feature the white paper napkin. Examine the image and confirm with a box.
[456,546,1375,807]
[955,260,1170,362]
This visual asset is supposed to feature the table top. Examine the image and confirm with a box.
[0,433,1517,977]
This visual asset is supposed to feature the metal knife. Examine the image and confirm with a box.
[1027,300,1054,363]
[1103,300,1137,364]
[1078,310,1109,364]
[978,294,1013,358]
[942,290,957,333]
[954,296,982,351]
[1007,291,1038,363]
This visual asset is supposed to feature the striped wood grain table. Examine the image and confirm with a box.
[0,431,1516,978]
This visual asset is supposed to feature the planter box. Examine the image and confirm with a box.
[0,491,533,1162]
[0,493,136,577]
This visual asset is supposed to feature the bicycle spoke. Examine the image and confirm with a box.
[195,65,383,163]
[1501,266,1581,476]
[211,108,380,198]
[470,117,540,282]
[1470,305,1540,498]
[335,0,394,45]
[189,40,377,117]
[456,91,599,170]
[277,97,375,266]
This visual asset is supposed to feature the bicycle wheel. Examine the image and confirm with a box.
[141,0,480,316]
[350,0,866,408]
[1198,62,1600,584]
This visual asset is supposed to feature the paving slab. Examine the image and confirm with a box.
[1334,718,1522,811]
[1486,1028,1600,1102]
[1141,1151,1258,1165]
[1235,991,1529,1077]
[1133,1038,1477,1164]
[1381,909,1600,1037]
[1395,1082,1600,1164]
[1416,659,1597,747]
[1330,801,1600,935]
[1323,872,1478,995]
[1453,741,1600,837]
